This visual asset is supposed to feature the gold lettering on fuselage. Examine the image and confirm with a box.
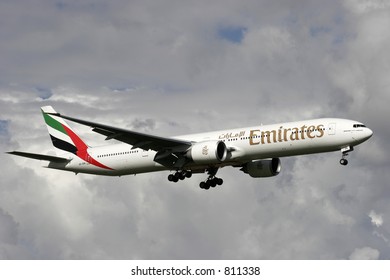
[249,129,260,145]
[249,124,325,146]
[261,130,276,144]
[290,127,299,141]
[307,125,316,139]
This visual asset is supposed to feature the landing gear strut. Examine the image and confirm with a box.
[340,146,354,166]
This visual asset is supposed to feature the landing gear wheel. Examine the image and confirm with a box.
[210,178,217,188]
[340,159,348,166]
[200,181,210,190]
[199,177,224,190]
[168,170,193,183]
[177,172,185,180]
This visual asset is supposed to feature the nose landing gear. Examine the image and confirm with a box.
[340,146,354,166]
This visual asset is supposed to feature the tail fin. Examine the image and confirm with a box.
[41,106,89,155]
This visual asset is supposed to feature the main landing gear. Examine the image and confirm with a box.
[340,146,354,166]
[167,170,192,182]
[199,177,223,190]
[167,168,224,190]
[199,167,223,190]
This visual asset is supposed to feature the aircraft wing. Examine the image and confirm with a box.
[47,112,192,153]
[7,151,70,163]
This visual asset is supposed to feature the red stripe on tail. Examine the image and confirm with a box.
[62,125,113,170]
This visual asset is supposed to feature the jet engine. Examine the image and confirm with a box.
[240,158,281,178]
[187,141,228,164]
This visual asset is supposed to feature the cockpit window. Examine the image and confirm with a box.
[353,124,366,128]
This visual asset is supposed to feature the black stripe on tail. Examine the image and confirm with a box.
[49,135,77,155]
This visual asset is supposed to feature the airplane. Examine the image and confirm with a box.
[7,106,373,190]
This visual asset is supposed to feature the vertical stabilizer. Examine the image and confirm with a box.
[41,106,89,155]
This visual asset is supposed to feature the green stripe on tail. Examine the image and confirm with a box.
[42,111,68,135]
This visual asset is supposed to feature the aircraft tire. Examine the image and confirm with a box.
[340,159,348,166]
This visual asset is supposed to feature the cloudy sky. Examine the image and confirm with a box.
[1,0,390,260]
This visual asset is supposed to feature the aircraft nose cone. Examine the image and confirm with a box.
[365,128,373,140]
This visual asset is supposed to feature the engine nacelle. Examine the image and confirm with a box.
[241,158,281,178]
[187,141,228,164]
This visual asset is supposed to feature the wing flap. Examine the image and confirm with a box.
[7,151,70,163]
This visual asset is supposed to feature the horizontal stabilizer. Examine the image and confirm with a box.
[7,151,70,163]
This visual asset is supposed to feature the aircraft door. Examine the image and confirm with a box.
[328,123,336,135]
[142,149,149,158]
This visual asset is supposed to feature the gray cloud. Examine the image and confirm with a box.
[1,0,389,259]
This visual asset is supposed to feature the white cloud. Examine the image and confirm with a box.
[349,246,380,260]
[369,210,384,227]
[344,0,390,14]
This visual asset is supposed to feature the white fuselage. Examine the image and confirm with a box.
[47,118,373,176]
